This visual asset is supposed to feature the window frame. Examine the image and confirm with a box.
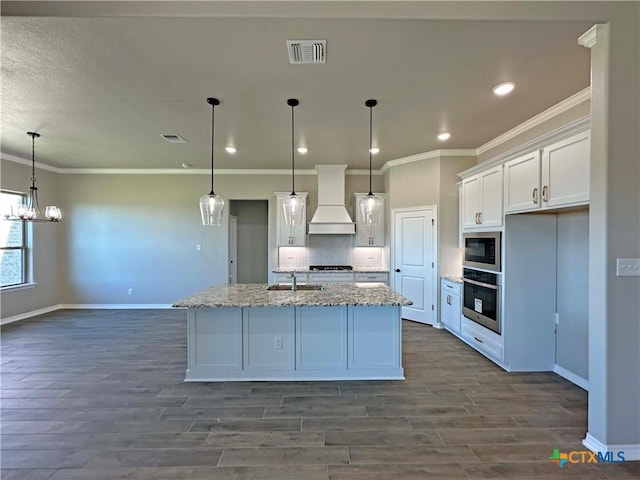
[1,190,30,289]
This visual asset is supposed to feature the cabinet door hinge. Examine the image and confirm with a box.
[432,262,434,268]
[431,304,434,311]
[431,218,434,226]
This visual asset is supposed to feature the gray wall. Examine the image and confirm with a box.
[51,171,381,306]
[0,159,61,319]
[230,200,268,284]
[556,209,589,381]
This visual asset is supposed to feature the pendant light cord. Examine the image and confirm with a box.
[368,104,373,195]
[210,102,215,195]
[290,102,296,195]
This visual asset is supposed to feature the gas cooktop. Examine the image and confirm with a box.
[309,265,353,271]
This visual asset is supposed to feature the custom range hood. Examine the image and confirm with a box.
[308,165,356,234]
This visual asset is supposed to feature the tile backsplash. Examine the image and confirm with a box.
[279,236,384,269]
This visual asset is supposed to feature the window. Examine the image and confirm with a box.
[1,191,28,287]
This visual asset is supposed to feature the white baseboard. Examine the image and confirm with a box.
[583,433,640,461]
[1,304,175,325]
[59,304,174,309]
[554,364,589,391]
[0,304,63,325]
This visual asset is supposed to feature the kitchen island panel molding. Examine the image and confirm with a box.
[177,284,409,382]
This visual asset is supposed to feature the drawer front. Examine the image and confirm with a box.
[308,273,355,283]
[274,273,309,283]
[461,318,503,362]
[355,273,389,283]
[441,279,461,295]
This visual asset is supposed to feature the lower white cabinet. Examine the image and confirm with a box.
[355,272,389,285]
[461,316,504,363]
[273,272,309,284]
[308,272,355,283]
[440,279,461,334]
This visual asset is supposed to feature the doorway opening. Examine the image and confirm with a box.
[229,200,269,284]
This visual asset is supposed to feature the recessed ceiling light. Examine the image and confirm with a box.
[369,147,380,155]
[437,132,451,141]
[225,146,237,154]
[297,147,309,154]
[492,82,515,96]
[181,162,192,169]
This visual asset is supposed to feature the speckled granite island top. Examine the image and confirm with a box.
[173,283,412,308]
[273,268,389,273]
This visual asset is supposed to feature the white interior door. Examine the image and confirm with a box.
[228,215,238,284]
[393,208,436,324]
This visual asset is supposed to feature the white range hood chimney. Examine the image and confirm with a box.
[308,165,356,234]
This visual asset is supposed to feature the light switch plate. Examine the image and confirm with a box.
[616,258,640,276]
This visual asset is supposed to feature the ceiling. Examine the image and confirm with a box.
[0,3,592,171]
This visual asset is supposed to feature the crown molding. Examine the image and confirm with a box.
[458,115,590,179]
[380,149,476,174]
[475,87,591,156]
[0,152,63,173]
[578,25,605,49]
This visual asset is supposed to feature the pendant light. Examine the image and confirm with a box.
[282,98,304,227]
[360,99,383,226]
[3,132,62,223]
[199,97,225,226]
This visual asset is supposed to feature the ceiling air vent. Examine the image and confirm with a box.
[287,40,326,64]
[161,134,186,143]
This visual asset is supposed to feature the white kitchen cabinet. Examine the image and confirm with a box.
[355,272,389,285]
[276,192,308,246]
[542,130,590,208]
[354,193,386,246]
[440,278,461,334]
[503,151,542,213]
[504,130,590,214]
[461,166,503,230]
[308,272,355,283]
[273,272,309,284]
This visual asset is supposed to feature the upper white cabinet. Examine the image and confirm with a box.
[542,130,590,208]
[354,193,386,247]
[503,151,542,213]
[276,192,308,247]
[504,130,590,214]
[461,166,503,230]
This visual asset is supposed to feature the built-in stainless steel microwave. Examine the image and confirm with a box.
[462,232,501,272]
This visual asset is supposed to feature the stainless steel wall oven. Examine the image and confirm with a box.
[462,267,501,334]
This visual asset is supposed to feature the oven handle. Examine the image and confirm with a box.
[463,278,499,290]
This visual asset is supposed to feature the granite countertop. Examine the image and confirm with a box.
[273,268,389,274]
[173,283,412,308]
[441,275,463,284]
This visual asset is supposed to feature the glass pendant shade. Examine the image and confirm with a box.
[359,193,383,225]
[199,192,225,226]
[282,193,304,226]
[200,97,224,226]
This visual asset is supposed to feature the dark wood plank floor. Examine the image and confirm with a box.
[1,309,638,479]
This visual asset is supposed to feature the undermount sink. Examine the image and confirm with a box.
[267,284,325,291]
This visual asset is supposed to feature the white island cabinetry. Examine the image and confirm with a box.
[174,283,410,381]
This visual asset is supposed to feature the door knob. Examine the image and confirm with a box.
[395,268,401,273]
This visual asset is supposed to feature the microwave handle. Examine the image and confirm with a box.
[464,278,499,290]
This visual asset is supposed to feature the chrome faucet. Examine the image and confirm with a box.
[290,272,297,291]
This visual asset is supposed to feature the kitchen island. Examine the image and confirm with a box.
[173,283,412,381]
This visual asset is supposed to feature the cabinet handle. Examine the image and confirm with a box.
[533,187,538,204]
[542,185,548,202]
[478,212,482,224]
[473,336,484,344]
[475,212,479,224]
[447,295,451,305]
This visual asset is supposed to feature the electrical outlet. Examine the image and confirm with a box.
[128,288,133,295]
[616,258,640,276]
[274,337,283,350]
